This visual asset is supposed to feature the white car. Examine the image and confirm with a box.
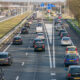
[36,27,43,33]
[36,33,45,40]
[61,37,72,46]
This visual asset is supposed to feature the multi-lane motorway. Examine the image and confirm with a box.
[1,16,80,80]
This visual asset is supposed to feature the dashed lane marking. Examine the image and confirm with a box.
[16,76,19,80]
[51,73,56,76]
[21,62,24,66]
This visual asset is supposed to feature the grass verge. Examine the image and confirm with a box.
[0,12,31,38]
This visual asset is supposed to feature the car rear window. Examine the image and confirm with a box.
[36,43,44,46]
[63,38,70,40]
[68,48,76,51]
[70,68,80,73]
[14,37,21,40]
[0,55,8,58]
[63,33,68,36]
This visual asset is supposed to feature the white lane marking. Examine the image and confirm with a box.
[51,79,56,80]
[43,22,52,69]
[3,42,12,52]
[51,72,56,76]
[26,53,28,56]
[16,76,19,80]
[53,21,56,68]
[21,62,24,66]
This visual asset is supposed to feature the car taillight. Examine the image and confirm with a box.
[64,59,67,62]
[68,73,71,77]
[68,34,70,37]
[66,48,68,52]
[34,45,37,48]
[20,39,22,41]
[76,58,79,62]
[42,45,45,48]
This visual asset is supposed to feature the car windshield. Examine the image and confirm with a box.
[70,68,80,73]
[0,55,8,58]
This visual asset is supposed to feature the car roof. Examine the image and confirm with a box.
[37,33,43,35]
[0,52,8,55]
[69,65,80,69]
[67,46,76,48]
[14,36,21,38]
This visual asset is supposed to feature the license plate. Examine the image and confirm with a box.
[74,77,80,79]
[38,48,42,50]
[16,40,19,41]
[70,60,74,61]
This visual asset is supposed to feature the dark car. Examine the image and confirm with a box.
[0,52,12,66]
[60,32,70,38]
[12,36,23,45]
[38,22,42,26]
[59,29,66,36]
[24,22,30,28]
[67,65,80,80]
[64,54,79,67]
[21,27,28,34]
[0,68,4,80]
[34,41,45,51]
[33,38,42,47]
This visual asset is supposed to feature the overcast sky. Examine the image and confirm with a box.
[1,0,65,2]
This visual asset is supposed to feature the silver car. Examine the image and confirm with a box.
[61,37,72,46]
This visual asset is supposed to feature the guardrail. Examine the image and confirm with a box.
[0,12,34,51]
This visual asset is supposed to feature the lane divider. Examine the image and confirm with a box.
[52,20,56,68]
[16,76,19,80]
[21,62,24,66]
[42,20,52,69]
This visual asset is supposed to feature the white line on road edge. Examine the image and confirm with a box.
[51,72,56,76]
[16,76,19,80]
[21,62,24,66]
[3,42,12,52]
[53,21,56,68]
[43,21,52,69]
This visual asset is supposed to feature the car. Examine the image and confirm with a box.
[21,27,28,34]
[59,29,66,36]
[36,33,45,40]
[60,32,70,38]
[67,65,80,80]
[12,36,23,45]
[64,54,79,67]
[24,22,30,28]
[0,52,12,65]
[0,68,4,80]
[33,38,43,47]
[34,41,45,51]
[56,23,62,31]
[66,46,78,55]
[61,37,72,46]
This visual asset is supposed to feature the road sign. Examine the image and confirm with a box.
[40,3,44,7]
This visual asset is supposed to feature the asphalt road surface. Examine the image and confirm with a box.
[1,18,80,80]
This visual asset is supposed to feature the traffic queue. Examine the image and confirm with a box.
[55,13,80,80]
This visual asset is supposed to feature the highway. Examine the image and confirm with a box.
[0,17,80,80]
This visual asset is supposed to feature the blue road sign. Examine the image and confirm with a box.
[51,4,56,7]
[40,3,44,7]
